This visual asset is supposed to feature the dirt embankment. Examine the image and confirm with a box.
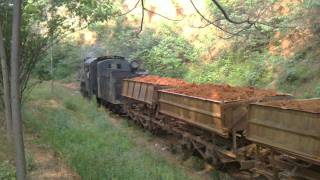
[168,84,279,102]
[263,99,320,113]
[131,75,189,86]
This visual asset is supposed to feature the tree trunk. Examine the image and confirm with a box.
[10,0,26,179]
[0,25,13,143]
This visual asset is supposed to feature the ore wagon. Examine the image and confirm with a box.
[157,85,290,137]
[247,98,320,179]
[156,84,291,165]
[121,75,189,128]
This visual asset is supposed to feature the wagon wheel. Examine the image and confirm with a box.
[203,147,219,167]
[127,111,134,121]
[207,147,224,170]
[144,118,151,130]
[149,121,165,135]
[148,121,156,132]
[251,172,272,180]
[177,137,193,161]
[191,140,207,159]
[229,170,269,180]
[139,117,148,128]
[130,112,139,124]
[113,105,122,114]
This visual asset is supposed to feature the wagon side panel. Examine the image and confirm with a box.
[122,80,158,105]
[121,80,129,97]
[158,91,227,136]
[247,104,320,164]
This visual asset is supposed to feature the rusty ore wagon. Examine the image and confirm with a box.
[156,88,291,165]
[247,98,320,179]
[121,77,187,128]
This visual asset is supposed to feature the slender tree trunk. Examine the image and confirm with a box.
[50,38,54,92]
[0,25,13,143]
[49,0,54,92]
[11,0,26,179]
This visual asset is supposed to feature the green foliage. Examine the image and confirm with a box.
[315,85,320,97]
[130,28,160,60]
[1,0,316,101]
[26,153,36,172]
[92,10,319,97]
[0,128,14,180]
[303,0,320,8]
[94,22,198,78]
[34,41,82,80]
[276,49,320,94]
[138,31,198,77]
[63,98,78,111]
[53,0,116,22]
[0,0,118,97]
[185,50,274,87]
[96,21,141,57]
[0,161,15,180]
[24,83,189,180]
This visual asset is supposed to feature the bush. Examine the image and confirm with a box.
[185,50,274,88]
[33,41,83,81]
[141,34,198,77]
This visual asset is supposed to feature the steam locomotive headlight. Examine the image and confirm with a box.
[130,60,139,70]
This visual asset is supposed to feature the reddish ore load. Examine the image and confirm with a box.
[122,75,189,106]
[168,84,279,102]
[262,99,320,113]
[131,75,189,87]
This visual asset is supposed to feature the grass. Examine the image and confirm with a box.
[0,128,15,180]
[0,121,36,180]
[0,161,15,180]
[23,82,189,180]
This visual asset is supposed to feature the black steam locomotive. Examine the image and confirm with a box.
[80,56,144,112]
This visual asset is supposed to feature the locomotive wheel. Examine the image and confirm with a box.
[96,97,102,107]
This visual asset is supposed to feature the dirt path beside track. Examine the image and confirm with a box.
[25,135,81,180]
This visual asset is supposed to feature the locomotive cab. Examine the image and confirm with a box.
[79,56,145,112]
[80,55,146,111]
[80,57,98,98]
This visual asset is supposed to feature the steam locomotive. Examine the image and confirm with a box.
[80,56,145,112]
[80,56,320,180]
